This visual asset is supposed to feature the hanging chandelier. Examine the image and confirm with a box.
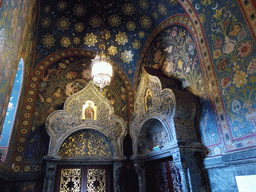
[91,3,113,92]
[91,46,112,91]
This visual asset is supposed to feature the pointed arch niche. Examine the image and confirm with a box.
[0,58,23,162]
[43,81,127,192]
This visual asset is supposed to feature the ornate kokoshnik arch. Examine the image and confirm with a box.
[130,67,201,158]
[130,68,208,192]
[130,68,176,157]
[45,81,127,160]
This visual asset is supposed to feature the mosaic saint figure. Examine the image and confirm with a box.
[145,88,152,111]
[84,102,94,119]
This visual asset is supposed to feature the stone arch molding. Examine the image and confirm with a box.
[130,67,177,156]
[45,81,127,160]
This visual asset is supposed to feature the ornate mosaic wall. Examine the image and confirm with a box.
[36,0,186,84]
[137,0,256,156]
[10,49,133,173]
[188,0,256,154]
[59,129,113,158]
[0,0,38,135]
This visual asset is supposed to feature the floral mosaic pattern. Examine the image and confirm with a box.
[123,3,135,16]
[89,15,102,28]
[210,5,256,138]
[41,17,51,28]
[60,37,71,48]
[74,22,84,32]
[42,33,55,48]
[108,45,117,56]
[84,33,97,47]
[35,0,185,83]
[126,21,136,31]
[121,50,133,64]
[116,32,128,45]
[132,39,141,49]
[73,3,86,17]
[140,15,152,29]
[108,14,121,27]
[58,1,67,11]
[139,0,148,9]
[56,16,70,31]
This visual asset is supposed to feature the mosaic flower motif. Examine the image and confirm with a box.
[42,33,55,48]
[44,5,50,13]
[217,58,228,71]
[237,41,252,58]
[73,37,81,45]
[60,37,71,48]
[81,69,91,80]
[132,39,141,49]
[108,45,117,56]
[57,16,71,31]
[84,33,97,47]
[121,50,133,63]
[214,38,223,49]
[247,58,256,74]
[73,4,86,17]
[74,22,85,32]
[158,4,167,15]
[126,21,136,31]
[222,36,237,54]
[221,77,231,88]
[58,1,67,11]
[41,17,51,28]
[65,82,76,96]
[153,12,158,19]
[213,8,222,19]
[139,0,148,9]
[213,49,221,59]
[123,3,135,15]
[66,71,77,79]
[108,14,121,27]
[59,62,66,69]
[89,15,102,28]
[116,31,128,45]
[229,24,240,36]
[138,31,145,38]
[233,69,248,88]
[140,15,151,29]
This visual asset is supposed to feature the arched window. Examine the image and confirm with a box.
[0,58,23,162]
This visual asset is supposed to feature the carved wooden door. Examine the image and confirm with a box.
[55,165,112,192]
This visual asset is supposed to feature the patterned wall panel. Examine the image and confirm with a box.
[36,0,186,84]
[188,0,256,153]
[137,0,256,156]
[0,0,38,136]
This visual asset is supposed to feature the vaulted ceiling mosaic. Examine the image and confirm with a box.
[36,0,185,84]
